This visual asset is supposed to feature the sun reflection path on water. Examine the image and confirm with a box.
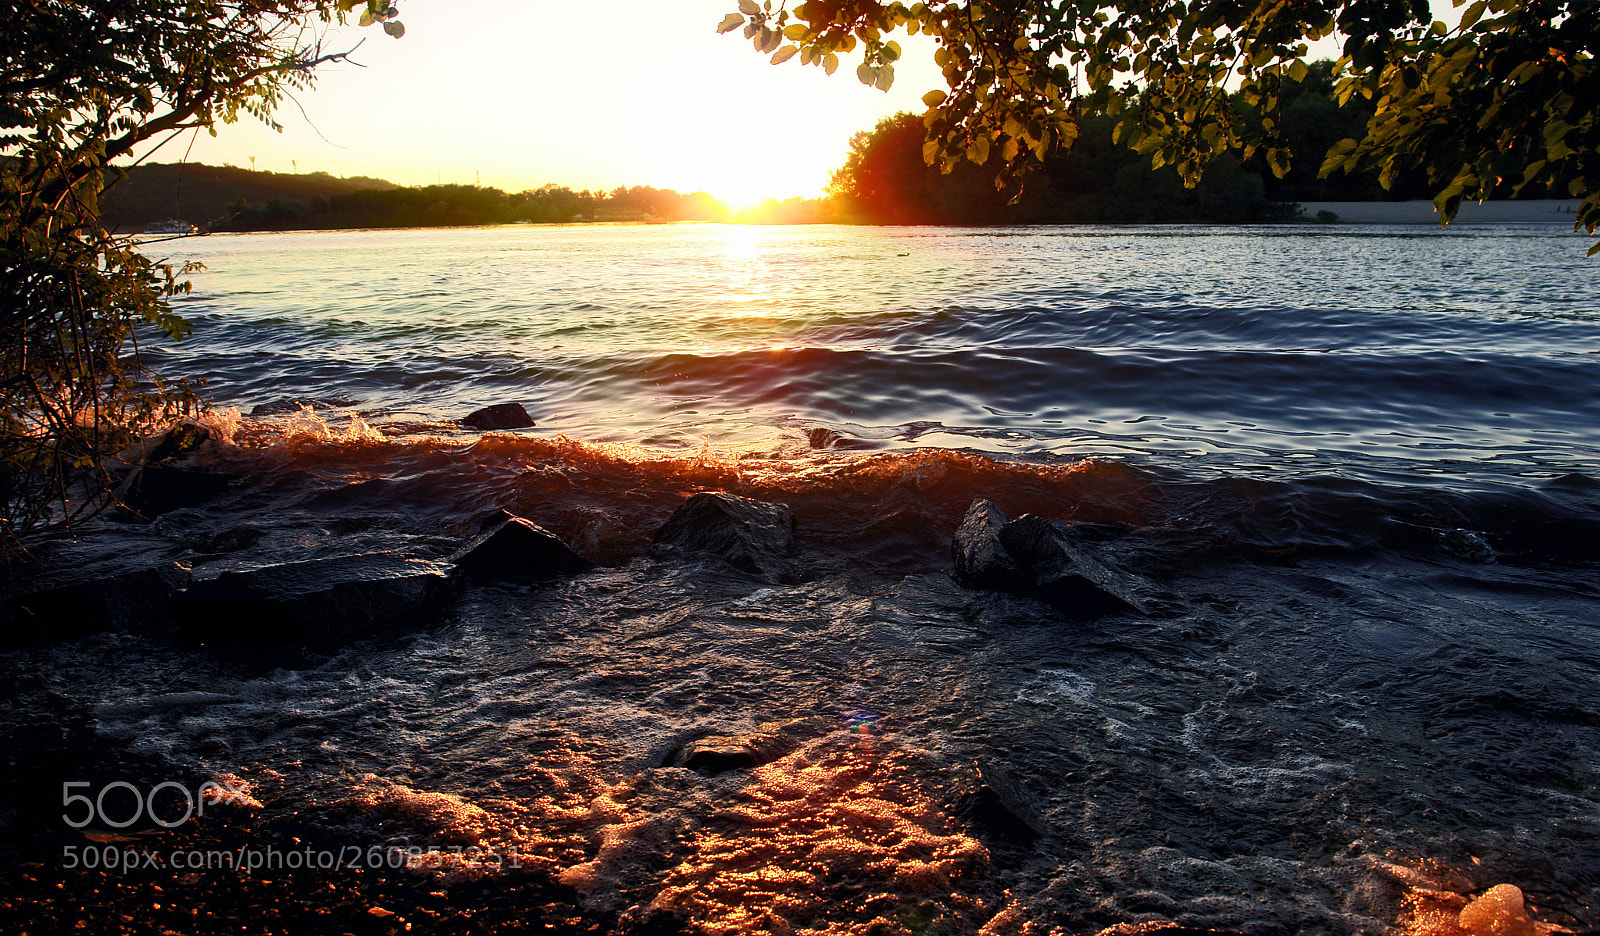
[694,224,797,327]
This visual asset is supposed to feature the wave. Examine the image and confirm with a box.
[187,420,1600,578]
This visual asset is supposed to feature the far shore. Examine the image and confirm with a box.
[1296,198,1583,224]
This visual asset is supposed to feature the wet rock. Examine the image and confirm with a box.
[187,524,266,556]
[950,760,1048,847]
[449,512,593,584]
[999,514,1147,616]
[665,719,817,775]
[145,423,212,463]
[169,554,452,646]
[461,402,535,431]
[653,492,797,583]
[3,560,191,645]
[951,499,1152,617]
[616,906,691,936]
[670,737,763,775]
[113,423,233,519]
[951,499,1028,592]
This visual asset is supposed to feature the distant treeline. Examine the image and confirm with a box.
[99,163,833,232]
[829,61,1573,224]
[219,183,832,231]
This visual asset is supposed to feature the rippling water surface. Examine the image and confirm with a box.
[9,222,1600,935]
[165,222,1600,477]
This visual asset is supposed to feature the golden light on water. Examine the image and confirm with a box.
[713,223,779,313]
[1376,858,1569,936]
[341,729,1002,935]
[650,739,992,936]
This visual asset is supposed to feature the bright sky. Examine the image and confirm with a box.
[147,1,945,205]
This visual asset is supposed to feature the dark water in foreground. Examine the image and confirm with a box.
[4,223,1599,934]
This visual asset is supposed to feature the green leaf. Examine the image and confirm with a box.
[771,45,798,64]
[967,134,991,165]
[738,0,761,14]
[1517,159,1547,189]
[1267,147,1290,179]
[382,20,404,38]
[718,12,746,33]
[874,63,895,90]
[824,52,840,75]
[857,62,877,85]
[1458,0,1488,30]
[922,89,947,107]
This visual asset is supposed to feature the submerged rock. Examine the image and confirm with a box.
[806,426,841,449]
[951,499,1152,617]
[449,512,593,584]
[670,737,764,775]
[665,719,817,775]
[169,554,451,646]
[652,491,797,583]
[461,402,535,431]
[950,760,1048,847]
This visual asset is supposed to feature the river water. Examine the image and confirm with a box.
[7,222,1599,934]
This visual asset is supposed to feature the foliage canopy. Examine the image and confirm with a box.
[722,0,1598,251]
[1,0,402,543]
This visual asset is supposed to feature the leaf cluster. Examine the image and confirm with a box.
[723,0,1598,252]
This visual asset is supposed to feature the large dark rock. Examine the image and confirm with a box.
[169,554,452,647]
[461,403,535,431]
[119,465,233,519]
[449,513,592,584]
[951,499,1151,617]
[999,514,1146,616]
[652,492,797,583]
[116,423,233,519]
[3,560,191,645]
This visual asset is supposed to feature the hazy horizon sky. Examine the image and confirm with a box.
[137,1,944,205]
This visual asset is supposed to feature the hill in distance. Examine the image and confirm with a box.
[99,163,398,232]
